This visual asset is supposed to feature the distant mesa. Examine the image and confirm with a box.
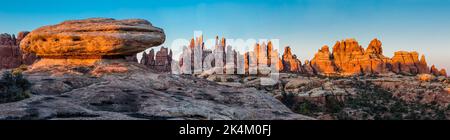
[18,18,166,76]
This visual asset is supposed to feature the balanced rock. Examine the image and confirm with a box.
[20,18,165,75]
[282,47,301,73]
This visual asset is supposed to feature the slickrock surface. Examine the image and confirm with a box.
[0,64,312,120]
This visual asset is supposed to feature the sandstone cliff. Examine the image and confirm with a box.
[305,38,446,77]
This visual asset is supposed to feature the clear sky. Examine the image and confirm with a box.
[1,0,449,71]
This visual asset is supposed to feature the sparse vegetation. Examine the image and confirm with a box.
[280,78,449,120]
[0,71,32,103]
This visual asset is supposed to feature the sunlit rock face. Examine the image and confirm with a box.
[359,38,390,75]
[20,18,165,76]
[303,38,447,77]
[331,39,365,75]
[310,45,336,75]
[282,47,301,73]
[0,33,22,69]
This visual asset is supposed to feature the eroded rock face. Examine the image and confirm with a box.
[20,18,165,76]
[359,39,389,74]
[0,33,22,69]
[307,38,390,76]
[0,32,39,69]
[417,74,435,82]
[302,38,445,77]
[282,47,301,73]
[0,64,312,120]
[139,47,172,72]
[390,51,421,75]
[440,69,447,77]
[431,65,440,76]
[332,39,366,75]
[310,46,336,75]
[20,18,165,57]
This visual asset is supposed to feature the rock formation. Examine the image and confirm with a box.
[417,55,430,74]
[0,33,22,69]
[360,39,390,74]
[20,18,165,76]
[0,32,39,69]
[439,69,447,77]
[0,18,313,120]
[304,38,446,77]
[154,47,172,72]
[174,36,446,77]
[282,47,301,73]
[430,65,440,76]
[138,47,172,72]
[310,45,336,75]
[332,39,366,75]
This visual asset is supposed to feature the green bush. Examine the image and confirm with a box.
[0,71,31,103]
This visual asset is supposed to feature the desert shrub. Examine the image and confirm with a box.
[0,71,31,103]
[325,96,344,113]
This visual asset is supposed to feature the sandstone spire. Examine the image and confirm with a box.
[310,45,336,75]
[390,51,420,75]
[332,38,365,75]
[417,54,430,74]
[430,65,439,76]
[0,32,39,69]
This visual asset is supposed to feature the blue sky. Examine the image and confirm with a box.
[1,0,449,71]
